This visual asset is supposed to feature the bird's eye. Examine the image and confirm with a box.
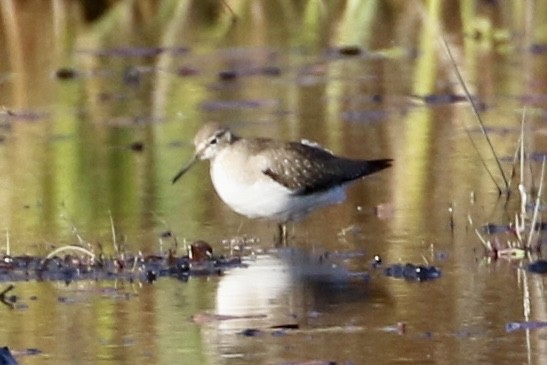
[209,137,217,145]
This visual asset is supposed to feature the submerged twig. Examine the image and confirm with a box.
[0,284,15,309]
[0,285,14,298]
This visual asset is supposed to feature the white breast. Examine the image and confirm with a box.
[209,152,346,222]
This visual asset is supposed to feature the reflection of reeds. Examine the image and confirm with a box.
[1,0,25,106]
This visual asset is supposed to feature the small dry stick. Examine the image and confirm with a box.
[5,230,9,257]
[65,217,86,245]
[474,228,492,251]
[109,210,120,258]
[220,0,237,20]
[43,245,96,262]
[508,109,527,192]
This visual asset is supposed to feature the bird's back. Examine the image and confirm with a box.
[252,139,392,195]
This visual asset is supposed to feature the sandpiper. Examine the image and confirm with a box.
[172,122,392,244]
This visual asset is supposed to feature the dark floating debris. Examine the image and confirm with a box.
[422,94,467,104]
[530,43,547,54]
[77,46,189,58]
[217,66,282,80]
[218,70,238,81]
[342,110,388,123]
[54,67,78,80]
[506,321,547,333]
[278,360,337,365]
[270,323,299,330]
[384,263,442,281]
[159,230,173,238]
[527,260,547,274]
[260,66,281,76]
[200,99,277,111]
[0,347,17,365]
[177,66,199,77]
[0,241,246,283]
[240,328,262,337]
[192,312,267,324]
[337,45,363,56]
[371,255,382,268]
[480,223,510,235]
[238,324,299,338]
[128,141,145,152]
[20,349,41,356]
[123,66,142,85]
[528,152,547,162]
[1,109,49,122]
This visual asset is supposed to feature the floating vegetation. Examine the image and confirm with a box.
[0,244,246,284]
[217,66,282,81]
[383,263,442,282]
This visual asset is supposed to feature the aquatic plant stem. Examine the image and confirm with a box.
[526,157,545,248]
[441,37,509,195]
[509,109,527,194]
[520,110,526,189]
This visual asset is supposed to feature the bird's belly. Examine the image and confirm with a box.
[210,164,346,222]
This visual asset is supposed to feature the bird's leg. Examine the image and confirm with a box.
[275,223,288,247]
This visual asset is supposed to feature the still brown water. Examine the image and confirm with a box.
[1,1,546,364]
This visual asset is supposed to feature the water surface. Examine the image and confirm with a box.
[0,1,546,364]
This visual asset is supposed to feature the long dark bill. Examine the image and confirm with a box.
[171,155,198,184]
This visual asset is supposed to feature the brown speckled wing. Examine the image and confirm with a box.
[260,141,392,195]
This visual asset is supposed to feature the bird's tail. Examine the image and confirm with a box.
[363,159,393,176]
